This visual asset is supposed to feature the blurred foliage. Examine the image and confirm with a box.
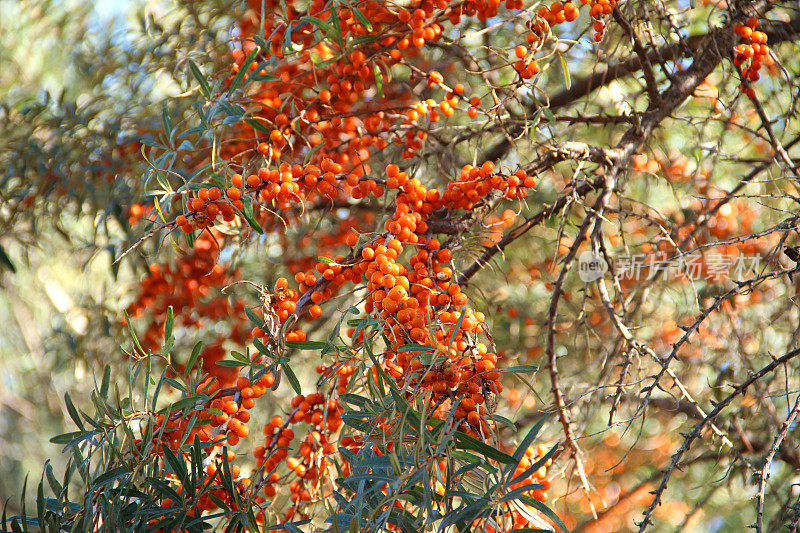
[0,0,238,508]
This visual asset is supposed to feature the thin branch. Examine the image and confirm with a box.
[637,346,800,532]
[754,392,800,533]
[482,15,800,163]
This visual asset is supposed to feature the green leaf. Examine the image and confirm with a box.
[63,393,84,431]
[341,417,377,432]
[184,341,204,378]
[228,46,260,95]
[388,387,429,439]
[151,368,167,412]
[489,413,517,431]
[99,365,111,400]
[221,102,245,118]
[161,108,174,139]
[165,306,174,340]
[250,71,280,82]
[456,432,515,464]
[397,344,436,353]
[349,4,372,30]
[451,450,497,474]
[448,305,467,349]
[219,447,236,500]
[231,350,250,363]
[510,443,558,486]
[501,365,539,374]
[240,197,264,233]
[303,142,323,164]
[518,494,568,532]
[282,362,302,394]
[35,479,43,529]
[92,466,131,488]
[245,118,271,135]
[251,58,278,80]
[139,137,164,149]
[124,311,147,358]
[301,16,336,42]
[418,351,448,365]
[157,395,204,414]
[262,519,312,531]
[282,20,296,54]
[559,52,571,90]
[44,462,62,496]
[253,337,275,359]
[509,414,550,472]
[328,7,344,50]
[499,483,546,503]
[189,60,212,98]
[245,306,266,329]
[285,340,327,350]
[163,447,190,487]
[2,494,9,533]
[49,431,87,445]
[216,360,248,368]
[373,64,384,97]
[350,35,379,46]
[440,494,491,529]
[252,34,270,52]
[340,393,371,408]
[185,227,195,247]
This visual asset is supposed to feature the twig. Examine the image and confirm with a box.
[544,192,610,518]
[754,392,800,532]
[637,346,800,532]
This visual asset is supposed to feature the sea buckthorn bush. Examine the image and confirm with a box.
[4,0,800,531]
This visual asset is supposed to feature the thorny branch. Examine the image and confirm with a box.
[637,346,800,531]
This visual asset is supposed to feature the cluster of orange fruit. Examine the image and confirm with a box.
[178,186,243,233]
[514,0,614,78]
[124,0,567,525]
[733,18,769,98]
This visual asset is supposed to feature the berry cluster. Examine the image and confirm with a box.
[585,0,616,42]
[126,0,568,524]
[513,0,614,79]
[733,18,770,98]
[255,391,344,520]
[177,186,243,233]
